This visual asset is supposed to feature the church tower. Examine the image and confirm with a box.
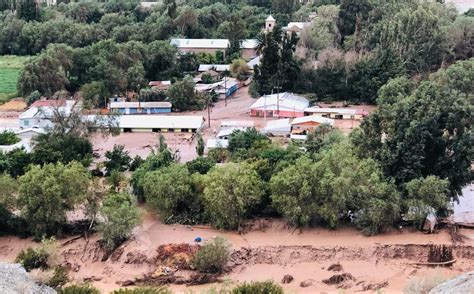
[265,15,276,33]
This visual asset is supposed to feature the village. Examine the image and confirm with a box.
[0,1,473,294]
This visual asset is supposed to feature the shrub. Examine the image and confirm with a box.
[186,157,215,175]
[109,287,172,294]
[58,284,101,294]
[404,271,446,294]
[104,144,131,175]
[0,130,20,145]
[98,193,140,252]
[232,281,284,294]
[47,266,69,288]
[192,237,230,273]
[15,247,49,271]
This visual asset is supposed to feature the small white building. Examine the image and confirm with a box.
[198,64,230,72]
[250,92,309,118]
[261,118,291,137]
[113,115,205,133]
[0,127,45,153]
[304,107,368,120]
[205,138,229,150]
[19,100,77,129]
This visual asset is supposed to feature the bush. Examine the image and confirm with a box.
[109,287,172,294]
[404,271,446,294]
[98,193,140,252]
[202,163,264,229]
[47,266,69,288]
[104,144,131,175]
[186,157,215,175]
[58,284,101,294]
[0,130,20,145]
[232,281,284,294]
[15,247,49,271]
[192,237,230,273]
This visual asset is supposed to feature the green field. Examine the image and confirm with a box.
[0,55,30,103]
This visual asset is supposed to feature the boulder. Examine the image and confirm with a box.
[0,262,56,294]
[429,272,474,294]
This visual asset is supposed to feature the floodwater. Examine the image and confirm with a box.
[453,184,474,224]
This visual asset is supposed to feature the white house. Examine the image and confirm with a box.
[19,100,77,129]
[250,92,309,118]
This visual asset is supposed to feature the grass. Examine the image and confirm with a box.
[0,55,30,103]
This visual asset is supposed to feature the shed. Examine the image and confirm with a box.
[291,115,334,135]
[261,118,291,137]
[118,115,204,133]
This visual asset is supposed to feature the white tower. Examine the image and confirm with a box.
[265,15,276,32]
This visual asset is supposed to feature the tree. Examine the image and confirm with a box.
[404,176,449,212]
[196,134,205,156]
[143,164,199,223]
[0,130,20,145]
[17,0,39,21]
[80,81,109,108]
[353,60,473,199]
[305,124,344,154]
[230,59,251,82]
[98,193,140,251]
[338,0,372,42]
[227,128,270,153]
[202,163,264,229]
[186,157,215,175]
[17,162,90,239]
[104,144,131,176]
[167,76,204,111]
[445,16,474,62]
[271,142,400,232]
[32,133,94,168]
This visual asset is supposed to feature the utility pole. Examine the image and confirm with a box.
[274,86,282,117]
[207,93,211,128]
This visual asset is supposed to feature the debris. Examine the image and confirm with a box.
[428,245,453,263]
[423,212,438,233]
[186,273,221,285]
[449,226,468,245]
[281,274,294,284]
[361,280,388,291]
[323,273,355,286]
[155,244,200,270]
[300,279,315,287]
[327,263,343,272]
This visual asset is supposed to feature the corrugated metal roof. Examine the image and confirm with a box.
[170,39,229,49]
[250,93,309,111]
[220,120,255,128]
[304,107,367,116]
[119,115,204,129]
[286,22,310,30]
[109,101,172,109]
[291,115,334,126]
[241,39,258,49]
[206,139,229,149]
[19,107,39,119]
[198,64,230,72]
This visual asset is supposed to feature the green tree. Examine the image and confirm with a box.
[230,59,251,82]
[167,76,203,111]
[32,133,93,167]
[0,130,20,145]
[305,124,344,154]
[142,164,198,223]
[80,81,109,108]
[98,193,140,251]
[338,0,372,42]
[228,128,270,153]
[202,163,264,229]
[186,157,215,175]
[354,60,473,199]
[196,134,205,157]
[17,162,90,239]
[17,0,39,21]
[104,144,131,175]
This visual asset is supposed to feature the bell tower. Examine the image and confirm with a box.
[265,15,276,33]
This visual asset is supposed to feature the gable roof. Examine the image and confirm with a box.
[291,115,334,126]
[266,15,275,21]
[170,39,230,49]
[250,92,309,111]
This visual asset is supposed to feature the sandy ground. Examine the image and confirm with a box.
[1,210,473,294]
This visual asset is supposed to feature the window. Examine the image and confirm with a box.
[24,120,29,126]
[123,128,132,133]
[335,114,343,119]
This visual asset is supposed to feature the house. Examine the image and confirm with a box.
[114,115,204,133]
[249,92,309,118]
[0,127,45,153]
[19,100,77,129]
[195,77,239,99]
[198,64,230,72]
[170,39,258,60]
[247,56,261,70]
[284,22,311,35]
[291,115,334,135]
[261,118,291,137]
[148,80,171,90]
[304,107,368,120]
[108,101,172,115]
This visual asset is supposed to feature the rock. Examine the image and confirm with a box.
[327,263,343,272]
[300,279,315,287]
[281,274,294,284]
[0,262,56,294]
[83,275,102,282]
[429,272,474,294]
[119,280,135,286]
